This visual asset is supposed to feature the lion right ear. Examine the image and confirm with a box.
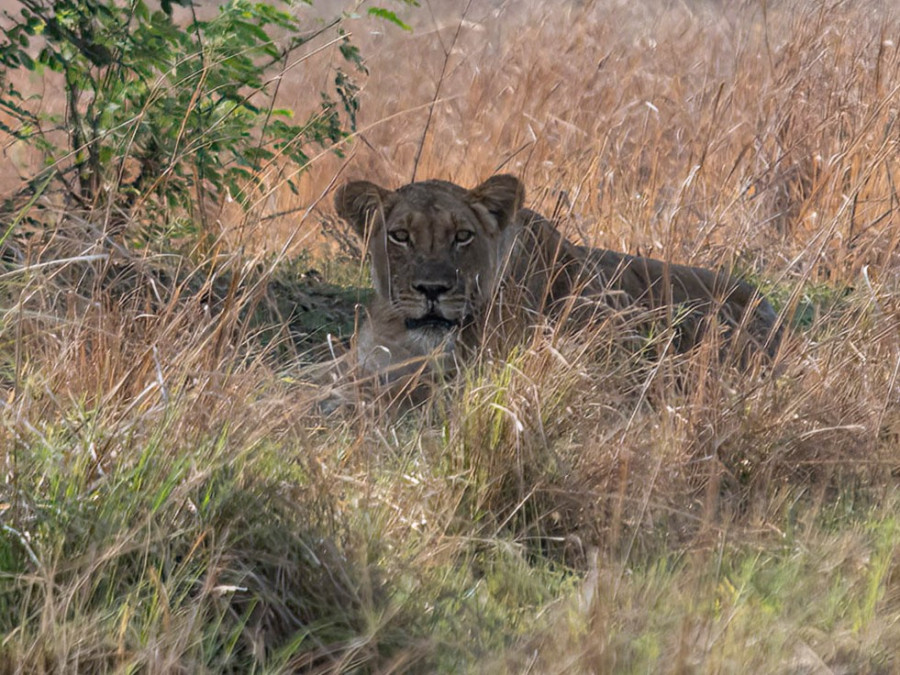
[468,174,525,230]
[334,180,391,238]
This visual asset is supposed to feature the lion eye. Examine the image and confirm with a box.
[455,230,475,245]
[388,229,410,245]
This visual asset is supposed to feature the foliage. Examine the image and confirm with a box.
[0,0,362,217]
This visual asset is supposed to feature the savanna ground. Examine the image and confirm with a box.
[2,0,900,672]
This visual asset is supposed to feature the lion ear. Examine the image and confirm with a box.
[469,174,525,230]
[334,180,391,238]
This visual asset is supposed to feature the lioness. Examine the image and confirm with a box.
[334,175,781,383]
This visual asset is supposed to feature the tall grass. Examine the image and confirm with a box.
[2,0,899,671]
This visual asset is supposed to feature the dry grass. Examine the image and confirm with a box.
[2,0,900,672]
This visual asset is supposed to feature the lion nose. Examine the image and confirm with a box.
[412,280,453,302]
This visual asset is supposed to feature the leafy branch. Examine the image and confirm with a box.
[0,0,367,230]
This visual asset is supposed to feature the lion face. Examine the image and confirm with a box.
[335,176,524,347]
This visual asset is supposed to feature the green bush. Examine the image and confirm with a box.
[0,0,364,219]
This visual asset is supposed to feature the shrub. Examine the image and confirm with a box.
[0,0,363,224]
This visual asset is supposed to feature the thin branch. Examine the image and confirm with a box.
[411,0,473,182]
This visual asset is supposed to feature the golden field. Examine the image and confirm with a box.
[1,0,899,671]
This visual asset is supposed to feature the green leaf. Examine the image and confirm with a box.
[367,7,412,31]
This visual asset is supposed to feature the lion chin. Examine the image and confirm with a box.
[404,314,461,332]
[334,173,783,394]
[400,312,462,362]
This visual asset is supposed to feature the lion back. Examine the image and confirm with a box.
[504,209,782,360]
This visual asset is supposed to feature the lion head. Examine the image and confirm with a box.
[334,175,524,353]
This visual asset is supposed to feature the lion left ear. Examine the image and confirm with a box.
[334,180,392,239]
[469,174,525,230]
